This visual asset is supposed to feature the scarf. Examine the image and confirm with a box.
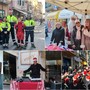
[76,26,81,40]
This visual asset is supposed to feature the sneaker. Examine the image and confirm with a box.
[31,44,36,48]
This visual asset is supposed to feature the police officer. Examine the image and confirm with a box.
[24,16,36,49]
[0,18,3,45]
[6,9,17,46]
[1,17,11,49]
[24,57,46,78]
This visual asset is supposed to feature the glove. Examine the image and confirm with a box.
[4,31,7,34]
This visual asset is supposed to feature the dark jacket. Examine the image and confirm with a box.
[24,63,46,78]
[51,27,65,45]
[71,25,84,50]
[71,25,84,45]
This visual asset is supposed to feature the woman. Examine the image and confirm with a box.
[81,19,90,50]
[50,22,65,46]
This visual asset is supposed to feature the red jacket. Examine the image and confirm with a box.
[15,22,25,40]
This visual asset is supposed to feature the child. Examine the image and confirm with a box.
[15,17,25,49]
[1,17,11,49]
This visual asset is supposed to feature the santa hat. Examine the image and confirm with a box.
[9,8,13,13]
[33,57,37,61]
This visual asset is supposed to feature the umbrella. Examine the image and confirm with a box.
[46,0,90,15]
[58,9,82,19]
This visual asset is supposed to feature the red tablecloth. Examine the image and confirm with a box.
[45,44,73,51]
[10,80,45,90]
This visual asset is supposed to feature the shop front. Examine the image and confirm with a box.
[45,51,61,90]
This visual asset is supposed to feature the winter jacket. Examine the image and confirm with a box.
[24,63,46,78]
[51,27,65,45]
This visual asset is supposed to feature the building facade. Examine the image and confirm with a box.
[0,0,9,17]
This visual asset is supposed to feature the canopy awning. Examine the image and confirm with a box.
[46,0,90,15]
[47,11,60,19]
[13,8,27,15]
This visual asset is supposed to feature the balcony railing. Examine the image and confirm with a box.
[0,0,9,4]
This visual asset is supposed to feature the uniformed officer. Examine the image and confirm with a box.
[1,17,11,49]
[24,16,36,49]
[7,9,18,46]
[0,18,3,45]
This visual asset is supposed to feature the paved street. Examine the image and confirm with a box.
[0,22,45,50]
[3,85,10,90]
[45,32,52,47]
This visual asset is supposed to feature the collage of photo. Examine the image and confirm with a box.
[0,0,90,90]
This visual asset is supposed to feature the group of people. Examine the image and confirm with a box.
[62,65,90,89]
[49,15,90,50]
[0,10,36,49]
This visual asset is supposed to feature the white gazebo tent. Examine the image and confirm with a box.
[46,0,90,15]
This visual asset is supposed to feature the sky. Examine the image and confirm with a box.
[38,0,45,13]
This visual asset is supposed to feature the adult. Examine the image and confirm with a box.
[0,18,3,45]
[68,15,76,34]
[1,17,11,49]
[24,57,46,78]
[71,20,84,50]
[6,9,18,46]
[24,16,36,49]
[50,22,65,46]
[81,19,90,50]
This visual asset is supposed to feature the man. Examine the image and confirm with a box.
[6,9,18,46]
[68,15,76,33]
[0,18,3,45]
[24,16,36,49]
[24,57,46,78]
[50,22,65,46]
[71,20,84,50]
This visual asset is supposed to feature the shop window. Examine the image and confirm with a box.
[0,10,5,17]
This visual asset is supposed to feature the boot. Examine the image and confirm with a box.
[31,43,36,48]
[5,44,8,49]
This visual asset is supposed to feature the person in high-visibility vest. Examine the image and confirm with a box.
[24,16,36,49]
[1,17,11,49]
[6,9,18,46]
[0,18,3,45]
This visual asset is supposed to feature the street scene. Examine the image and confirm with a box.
[62,51,90,90]
[45,0,90,51]
[3,51,61,90]
[0,0,45,50]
